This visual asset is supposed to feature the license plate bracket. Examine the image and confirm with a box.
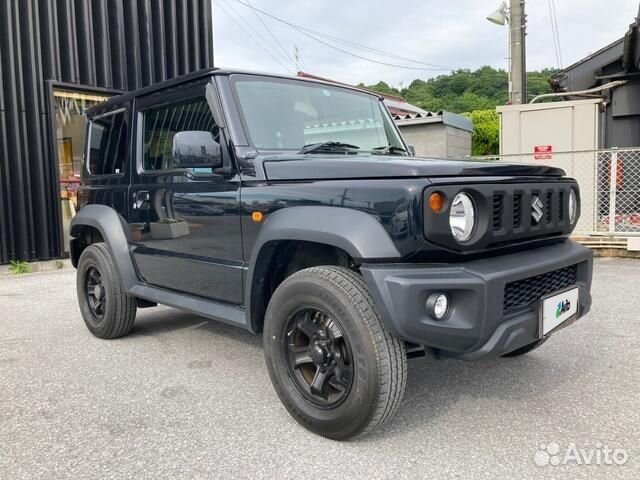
[540,286,579,337]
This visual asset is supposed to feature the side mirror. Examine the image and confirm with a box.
[172,131,222,170]
[407,144,416,156]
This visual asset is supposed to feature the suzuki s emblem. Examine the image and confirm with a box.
[531,195,544,224]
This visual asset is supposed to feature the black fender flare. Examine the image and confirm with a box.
[244,206,401,331]
[70,204,138,290]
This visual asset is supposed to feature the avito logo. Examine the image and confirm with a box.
[556,299,571,318]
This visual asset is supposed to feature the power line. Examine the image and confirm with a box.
[244,0,300,71]
[217,0,296,73]
[294,25,452,70]
[547,0,563,69]
[230,0,453,72]
[298,28,451,71]
[547,0,560,68]
[551,0,563,67]
[218,0,296,72]
[547,0,559,68]
[293,45,302,72]
[296,45,311,72]
[293,44,310,72]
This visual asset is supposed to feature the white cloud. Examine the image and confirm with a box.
[213,0,640,88]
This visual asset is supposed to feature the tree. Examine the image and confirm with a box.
[356,81,399,96]
[464,109,500,156]
[360,66,557,113]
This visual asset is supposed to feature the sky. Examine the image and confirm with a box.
[213,0,640,88]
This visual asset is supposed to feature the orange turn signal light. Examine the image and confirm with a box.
[429,192,445,213]
[251,211,264,222]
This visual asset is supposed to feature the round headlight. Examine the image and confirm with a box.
[449,192,476,242]
[569,189,578,223]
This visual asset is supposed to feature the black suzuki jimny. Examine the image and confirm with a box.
[70,69,593,439]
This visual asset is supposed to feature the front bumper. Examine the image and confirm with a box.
[361,240,593,360]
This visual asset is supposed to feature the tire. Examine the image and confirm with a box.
[502,338,546,357]
[76,243,137,339]
[263,266,407,440]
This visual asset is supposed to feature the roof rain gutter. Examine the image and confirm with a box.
[529,80,627,103]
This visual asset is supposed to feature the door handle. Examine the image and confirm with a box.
[133,190,150,210]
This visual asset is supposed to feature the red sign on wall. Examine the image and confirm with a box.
[534,145,553,160]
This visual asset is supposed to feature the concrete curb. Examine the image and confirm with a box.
[572,235,640,258]
[591,248,640,259]
[0,259,72,276]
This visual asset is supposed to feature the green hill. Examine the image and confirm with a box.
[358,66,558,113]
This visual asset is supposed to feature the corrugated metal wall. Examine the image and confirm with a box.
[0,0,214,264]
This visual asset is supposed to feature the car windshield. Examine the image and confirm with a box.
[232,76,405,153]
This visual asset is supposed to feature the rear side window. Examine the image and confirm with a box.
[141,96,218,172]
[87,109,128,175]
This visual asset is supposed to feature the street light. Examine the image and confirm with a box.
[487,2,512,102]
[487,2,508,25]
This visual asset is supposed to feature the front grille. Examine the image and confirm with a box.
[424,182,577,251]
[503,264,578,313]
[545,191,553,223]
[513,193,522,228]
[489,185,573,241]
[492,194,503,230]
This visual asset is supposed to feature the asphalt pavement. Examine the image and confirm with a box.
[1,258,638,479]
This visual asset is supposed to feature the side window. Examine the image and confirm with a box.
[142,95,221,173]
[87,109,128,175]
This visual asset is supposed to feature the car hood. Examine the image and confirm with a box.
[261,154,565,180]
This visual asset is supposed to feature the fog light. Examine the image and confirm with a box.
[426,293,449,320]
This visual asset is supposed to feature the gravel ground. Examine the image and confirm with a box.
[1,258,638,479]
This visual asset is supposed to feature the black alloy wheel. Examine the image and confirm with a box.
[85,266,106,322]
[263,266,407,440]
[76,243,137,339]
[284,307,354,408]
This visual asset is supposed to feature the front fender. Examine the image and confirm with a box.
[70,205,138,290]
[245,206,401,330]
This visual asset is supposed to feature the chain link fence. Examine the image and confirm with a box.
[475,149,640,236]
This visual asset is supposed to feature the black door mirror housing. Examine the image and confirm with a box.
[172,131,222,169]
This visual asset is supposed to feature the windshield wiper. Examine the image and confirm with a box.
[299,141,360,154]
[372,145,408,156]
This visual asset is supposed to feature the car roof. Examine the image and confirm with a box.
[85,68,383,117]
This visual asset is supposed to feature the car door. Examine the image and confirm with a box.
[128,80,244,304]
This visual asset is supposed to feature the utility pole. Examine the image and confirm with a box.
[294,45,300,73]
[509,0,527,104]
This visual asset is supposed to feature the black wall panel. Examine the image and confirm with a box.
[0,0,214,264]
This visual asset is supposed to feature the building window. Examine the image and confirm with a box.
[53,89,111,253]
